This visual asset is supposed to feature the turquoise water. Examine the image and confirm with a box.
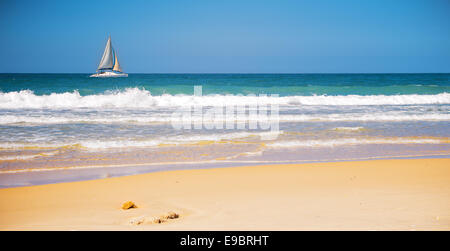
[0,73,449,185]
[1,73,449,96]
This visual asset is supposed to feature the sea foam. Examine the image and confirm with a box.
[267,138,447,148]
[0,131,270,150]
[0,113,449,125]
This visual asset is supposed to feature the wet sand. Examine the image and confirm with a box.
[0,158,449,230]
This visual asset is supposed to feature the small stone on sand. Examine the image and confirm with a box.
[129,216,145,225]
[122,201,137,210]
[153,218,166,224]
[163,212,179,219]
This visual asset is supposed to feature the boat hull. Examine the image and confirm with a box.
[90,72,128,78]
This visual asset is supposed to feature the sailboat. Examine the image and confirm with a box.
[90,36,128,77]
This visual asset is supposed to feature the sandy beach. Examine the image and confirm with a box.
[0,158,449,230]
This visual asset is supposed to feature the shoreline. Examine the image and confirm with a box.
[0,158,449,230]
[1,154,449,188]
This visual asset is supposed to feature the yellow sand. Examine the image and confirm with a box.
[0,159,449,230]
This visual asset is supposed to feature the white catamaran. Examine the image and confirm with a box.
[90,36,128,77]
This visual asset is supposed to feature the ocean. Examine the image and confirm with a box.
[0,73,449,186]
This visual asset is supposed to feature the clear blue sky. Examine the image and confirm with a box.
[0,0,449,73]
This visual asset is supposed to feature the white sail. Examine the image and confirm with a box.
[113,50,122,72]
[97,36,114,70]
[91,36,128,77]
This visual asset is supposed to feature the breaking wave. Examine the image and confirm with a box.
[0,88,449,108]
